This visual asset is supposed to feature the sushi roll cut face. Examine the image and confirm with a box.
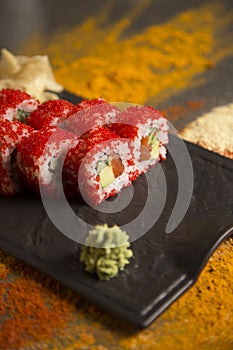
[79,138,132,206]
[96,153,125,189]
[140,127,160,160]
[110,105,169,176]
[64,126,133,205]
[15,127,78,197]
[0,89,38,122]
[86,142,127,191]
[0,119,34,195]
[0,138,20,195]
[27,99,76,129]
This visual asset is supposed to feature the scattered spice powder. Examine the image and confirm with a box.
[0,251,79,349]
[162,99,206,121]
[22,2,233,105]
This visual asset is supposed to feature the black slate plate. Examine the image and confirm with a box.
[56,90,83,104]
[0,92,233,327]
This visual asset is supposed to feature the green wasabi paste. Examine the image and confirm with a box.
[80,224,133,281]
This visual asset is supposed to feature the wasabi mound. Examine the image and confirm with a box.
[80,224,133,281]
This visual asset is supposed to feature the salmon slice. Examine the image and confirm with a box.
[140,136,151,161]
[111,155,124,178]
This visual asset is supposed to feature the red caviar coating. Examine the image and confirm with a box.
[0,143,26,195]
[0,119,34,150]
[0,138,20,195]
[109,105,169,179]
[84,126,120,149]
[109,105,164,141]
[0,118,34,195]
[64,101,120,136]
[109,123,139,140]
[27,99,76,129]
[118,105,162,126]
[0,94,168,203]
[75,97,106,112]
[0,89,39,122]
[64,126,126,203]
[64,126,120,180]
[109,123,142,181]
[0,89,35,106]
[15,127,77,196]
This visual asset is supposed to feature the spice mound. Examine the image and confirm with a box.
[80,224,133,281]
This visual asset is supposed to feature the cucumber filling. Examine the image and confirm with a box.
[97,153,124,189]
[17,108,30,123]
[48,157,60,173]
[140,127,160,161]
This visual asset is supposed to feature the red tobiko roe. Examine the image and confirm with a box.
[0,89,39,122]
[109,105,164,140]
[83,125,120,148]
[109,123,139,140]
[75,97,106,112]
[65,100,120,136]
[27,99,76,129]
[117,105,162,126]
[64,126,120,176]
[16,127,76,166]
[0,89,35,106]
[0,138,17,195]
[15,126,77,196]
[0,119,34,149]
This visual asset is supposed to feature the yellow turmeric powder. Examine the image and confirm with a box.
[22,2,233,105]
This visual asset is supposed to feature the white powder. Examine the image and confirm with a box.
[181,103,233,158]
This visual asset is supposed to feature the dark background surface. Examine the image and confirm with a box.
[1,0,233,130]
[1,0,233,49]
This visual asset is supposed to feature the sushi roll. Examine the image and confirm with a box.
[0,119,34,195]
[64,126,133,206]
[75,97,106,111]
[0,139,20,195]
[0,88,38,123]
[0,119,33,149]
[27,99,76,129]
[64,99,120,136]
[15,126,78,197]
[109,105,169,179]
